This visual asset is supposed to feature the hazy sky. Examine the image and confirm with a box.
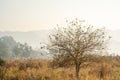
[0,0,120,31]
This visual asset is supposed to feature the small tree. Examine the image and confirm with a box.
[49,19,109,80]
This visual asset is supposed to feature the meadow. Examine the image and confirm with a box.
[0,56,120,80]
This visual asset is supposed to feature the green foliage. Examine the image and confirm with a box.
[0,36,33,59]
[13,43,32,58]
[0,39,12,59]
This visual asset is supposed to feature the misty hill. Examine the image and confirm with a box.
[0,29,120,54]
[0,30,51,49]
[0,36,34,59]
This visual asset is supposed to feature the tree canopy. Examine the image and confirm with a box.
[49,19,109,80]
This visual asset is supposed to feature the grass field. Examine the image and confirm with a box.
[0,56,120,80]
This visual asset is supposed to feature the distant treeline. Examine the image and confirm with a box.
[0,36,40,59]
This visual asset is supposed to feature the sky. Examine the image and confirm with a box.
[0,0,120,31]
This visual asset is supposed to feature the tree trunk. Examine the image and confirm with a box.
[75,63,80,80]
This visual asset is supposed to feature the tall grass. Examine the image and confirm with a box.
[0,57,120,80]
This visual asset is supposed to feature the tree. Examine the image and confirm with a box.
[0,36,33,59]
[49,19,109,80]
[13,42,32,58]
[0,39,12,59]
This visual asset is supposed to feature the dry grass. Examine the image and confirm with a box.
[0,57,120,80]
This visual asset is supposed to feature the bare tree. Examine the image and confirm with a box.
[49,19,109,80]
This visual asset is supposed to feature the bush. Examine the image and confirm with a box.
[0,58,5,66]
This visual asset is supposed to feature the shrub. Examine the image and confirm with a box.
[0,58,5,66]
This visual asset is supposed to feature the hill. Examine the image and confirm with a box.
[0,29,120,54]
